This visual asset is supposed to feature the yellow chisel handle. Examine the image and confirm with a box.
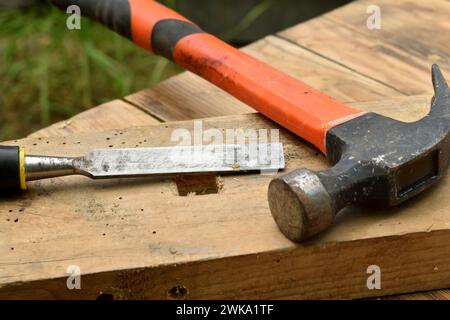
[0,146,27,192]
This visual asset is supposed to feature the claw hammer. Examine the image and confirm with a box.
[49,0,450,242]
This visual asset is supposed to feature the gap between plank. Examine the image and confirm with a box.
[121,98,166,123]
[273,33,408,96]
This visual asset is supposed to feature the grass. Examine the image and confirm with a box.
[222,0,272,42]
[0,4,181,141]
[0,1,271,141]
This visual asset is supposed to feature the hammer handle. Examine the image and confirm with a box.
[52,0,364,153]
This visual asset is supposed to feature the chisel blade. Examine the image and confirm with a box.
[75,143,285,178]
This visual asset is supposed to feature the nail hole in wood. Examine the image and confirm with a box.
[167,286,188,300]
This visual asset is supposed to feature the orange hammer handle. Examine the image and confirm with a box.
[51,0,364,153]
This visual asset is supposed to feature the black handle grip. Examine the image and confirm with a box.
[0,146,23,193]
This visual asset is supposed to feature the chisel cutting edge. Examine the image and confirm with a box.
[0,144,285,192]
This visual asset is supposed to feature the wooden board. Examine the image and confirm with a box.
[121,0,450,299]
[3,0,450,299]
[2,95,450,299]
[279,0,450,96]
[29,100,160,139]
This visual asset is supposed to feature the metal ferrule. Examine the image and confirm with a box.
[24,155,80,181]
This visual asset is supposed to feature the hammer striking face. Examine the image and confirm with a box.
[269,65,450,242]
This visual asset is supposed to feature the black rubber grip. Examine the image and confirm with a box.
[151,19,204,60]
[0,146,21,193]
[50,0,132,39]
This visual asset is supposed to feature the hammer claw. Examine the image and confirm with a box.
[432,64,449,96]
[431,64,450,118]
[269,64,450,242]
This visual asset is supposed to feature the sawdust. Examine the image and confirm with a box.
[216,176,225,192]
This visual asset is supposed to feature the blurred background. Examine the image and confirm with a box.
[0,0,351,140]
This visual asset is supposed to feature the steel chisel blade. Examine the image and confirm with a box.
[74,143,285,178]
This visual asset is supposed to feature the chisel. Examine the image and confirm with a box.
[0,144,285,192]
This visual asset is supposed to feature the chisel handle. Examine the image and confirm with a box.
[0,146,27,192]
[50,0,364,153]
[0,146,79,192]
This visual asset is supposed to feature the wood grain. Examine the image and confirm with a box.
[279,0,450,96]
[1,96,449,299]
[29,100,160,139]
[3,0,450,299]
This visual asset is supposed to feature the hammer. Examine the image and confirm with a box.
[49,0,450,242]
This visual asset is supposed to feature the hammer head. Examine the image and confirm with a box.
[268,64,450,242]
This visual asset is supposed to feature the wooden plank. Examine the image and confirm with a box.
[2,95,450,299]
[5,0,448,299]
[125,35,401,121]
[29,100,160,139]
[242,36,401,101]
[386,289,450,300]
[125,72,253,122]
[279,0,450,96]
[274,0,450,300]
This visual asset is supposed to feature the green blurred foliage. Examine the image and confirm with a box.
[0,0,348,141]
[0,4,181,141]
